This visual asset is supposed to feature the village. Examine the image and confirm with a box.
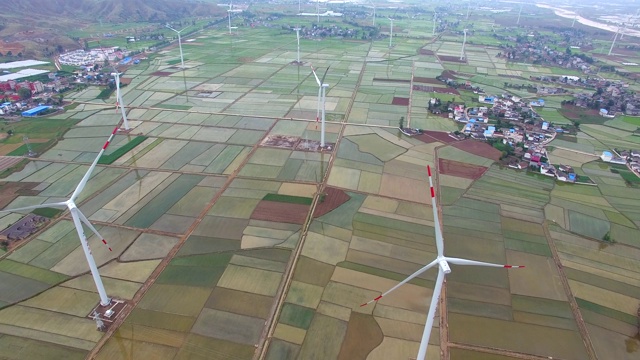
[431,86,640,184]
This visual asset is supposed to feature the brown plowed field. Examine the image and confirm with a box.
[425,130,458,144]
[439,158,488,180]
[432,87,460,95]
[391,97,410,106]
[414,133,438,144]
[0,182,40,209]
[250,200,309,224]
[0,156,24,171]
[413,77,441,84]
[452,140,502,161]
[438,55,466,63]
[313,187,350,218]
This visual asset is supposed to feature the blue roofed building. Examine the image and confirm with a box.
[21,105,51,117]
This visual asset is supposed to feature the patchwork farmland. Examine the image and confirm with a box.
[0,3,639,360]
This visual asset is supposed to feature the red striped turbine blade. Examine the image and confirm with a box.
[101,239,113,252]
[360,295,383,307]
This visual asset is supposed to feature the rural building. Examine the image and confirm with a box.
[21,105,50,117]
[600,151,627,164]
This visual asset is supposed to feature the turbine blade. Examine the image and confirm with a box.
[446,257,525,268]
[0,201,67,214]
[360,259,438,307]
[427,165,444,257]
[76,210,112,252]
[416,267,445,360]
[320,66,330,85]
[70,125,120,202]
[310,65,321,86]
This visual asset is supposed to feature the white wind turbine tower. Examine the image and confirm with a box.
[316,0,320,23]
[572,15,577,27]
[608,26,620,56]
[432,13,437,36]
[112,70,130,131]
[466,0,471,20]
[388,17,394,48]
[227,9,240,34]
[97,46,130,131]
[310,64,329,148]
[227,1,241,35]
[294,27,302,64]
[368,0,376,26]
[0,126,122,307]
[517,3,523,25]
[361,165,524,360]
[460,29,468,61]
[165,24,188,69]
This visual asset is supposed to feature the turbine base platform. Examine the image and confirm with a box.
[291,60,306,66]
[117,128,133,134]
[88,298,128,332]
[260,135,334,153]
[297,139,335,153]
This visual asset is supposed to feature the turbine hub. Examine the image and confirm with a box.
[439,259,451,274]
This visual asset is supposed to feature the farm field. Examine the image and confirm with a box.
[0,4,639,360]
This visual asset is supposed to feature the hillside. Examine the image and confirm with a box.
[0,0,224,23]
[0,0,226,58]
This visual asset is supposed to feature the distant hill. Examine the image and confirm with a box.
[0,0,226,58]
[1,0,224,23]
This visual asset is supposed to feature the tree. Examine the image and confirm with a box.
[6,51,11,57]
[18,87,32,100]
[399,116,404,129]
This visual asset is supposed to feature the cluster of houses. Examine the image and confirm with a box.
[602,150,640,173]
[442,90,590,182]
[531,76,639,116]
[58,47,125,67]
[287,25,368,40]
[0,79,45,98]
[494,29,597,73]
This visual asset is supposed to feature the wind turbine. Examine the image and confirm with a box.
[460,29,468,61]
[368,0,376,26]
[361,165,524,360]
[294,27,302,64]
[97,45,130,131]
[227,1,241,35]
[432,13,437,36]
[517,3,523,25]
[310,64,329,148]
[227,10,239,34]
[572,15,577,28]
[608,26,620,56]
[388,17,394,48]
[0,125,122,307]
[316,0,320,23]
[165,24,188,69]
[466,0,471,20]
